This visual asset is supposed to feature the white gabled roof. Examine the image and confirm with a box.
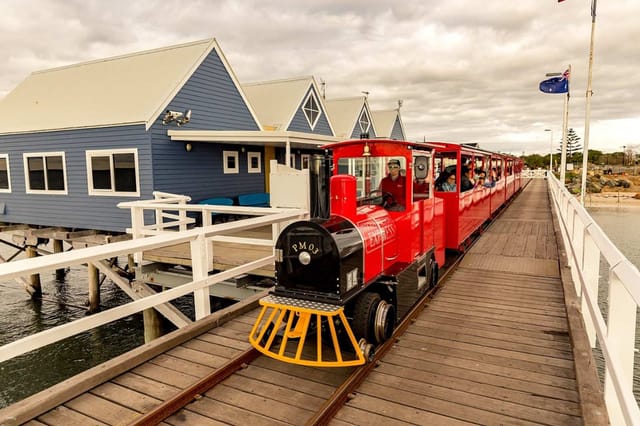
[324,96,374,139]
[242,76,323,131]
[0,38,227,134]
[372,109,402,139]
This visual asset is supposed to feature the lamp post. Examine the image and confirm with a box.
[545,129,553,173]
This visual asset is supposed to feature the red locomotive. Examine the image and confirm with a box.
[249,139,523,367]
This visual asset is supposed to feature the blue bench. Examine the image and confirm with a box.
[238,192,270,207]
[198,197,234,223]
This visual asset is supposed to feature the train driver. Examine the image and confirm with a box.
[379,158,406,208]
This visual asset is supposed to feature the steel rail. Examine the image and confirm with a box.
[128,347,261,426]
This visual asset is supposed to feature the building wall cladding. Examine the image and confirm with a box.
[150,48,264,202]
[0,125,153,232]
[286,87,333,135]
[391,116,404,140]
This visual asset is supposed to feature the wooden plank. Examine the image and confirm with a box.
[36,405,109,426]
[237,365,336,398]
[89,382,160,415]
[172,396,289,426]
[111,372,181,401]
[0,293,265,425]
[335,406,426,426]
[63,393,140,425]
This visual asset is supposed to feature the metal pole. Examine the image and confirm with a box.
[560,65,571,185]
[580,0,597,205]
[545,129,553,172]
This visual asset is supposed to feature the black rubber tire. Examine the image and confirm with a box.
[352,292,381,344]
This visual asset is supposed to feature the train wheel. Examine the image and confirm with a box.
[353,292,395,344]
[430,258,439,288]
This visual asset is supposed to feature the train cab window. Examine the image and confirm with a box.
[460,155,474,192]
[412,155,431,200]
[434,153,457,192]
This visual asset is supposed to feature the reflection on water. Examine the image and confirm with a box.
[586,207,640,402]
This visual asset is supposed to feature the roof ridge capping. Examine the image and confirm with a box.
[243,75,315,87]
[31,38,216,75]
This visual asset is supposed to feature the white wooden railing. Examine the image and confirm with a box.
[548,173,640,425]
[0,201,307,363]
[521,168,549,179]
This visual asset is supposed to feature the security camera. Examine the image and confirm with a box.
[162,109,192,126]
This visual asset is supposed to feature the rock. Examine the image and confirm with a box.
[587,181,602,193]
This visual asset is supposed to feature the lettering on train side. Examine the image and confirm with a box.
[291,241,320,255]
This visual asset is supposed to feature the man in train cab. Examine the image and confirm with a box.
[379,158,406,209]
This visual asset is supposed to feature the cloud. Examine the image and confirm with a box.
[1,0,638,155]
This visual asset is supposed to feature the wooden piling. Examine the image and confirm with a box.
[53,239,65,280]
[143,308,162,342]
[26,246,41,297]
[88,263,100,313]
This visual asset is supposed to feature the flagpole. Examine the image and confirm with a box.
[560,64,571,185]
[580,0,597,205]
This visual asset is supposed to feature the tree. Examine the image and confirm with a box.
[557,128,583,161]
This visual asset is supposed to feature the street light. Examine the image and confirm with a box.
[545,129,553,173]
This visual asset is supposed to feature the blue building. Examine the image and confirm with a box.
[0,39,406,233]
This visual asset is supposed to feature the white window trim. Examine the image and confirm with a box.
[223,150,239,174]
[301,154,310,170]
[23,152,68,195]
[302,91,321,130]
[247,152,262,173]
[289,154,296,169]
[86,148,140,197]
[0,154,11,193]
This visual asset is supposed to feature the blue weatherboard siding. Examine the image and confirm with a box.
[390,116,404,140]
[349,107,377,139]
[0,125,153,232]
[150,48,264,202]
[287,87,333,135]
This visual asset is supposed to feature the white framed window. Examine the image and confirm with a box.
[23,152,68,194]
[223,150,239,174]
[86,149,140,196]
[247,152,261,173]
[359,109,370,133]
[301,154,310,170]
[0,154,11,193]
[302,91,321,129]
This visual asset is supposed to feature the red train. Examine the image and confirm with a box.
[249,139,523,367]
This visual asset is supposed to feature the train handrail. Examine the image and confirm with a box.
[0,209,307,363]
[547,173,640,425]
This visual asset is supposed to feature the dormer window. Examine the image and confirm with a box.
[303,92,321,129]
[359,109,370,133]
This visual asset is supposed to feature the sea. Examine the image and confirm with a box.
[0,206,639,409]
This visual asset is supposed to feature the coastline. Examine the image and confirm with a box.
[583,192,640,209]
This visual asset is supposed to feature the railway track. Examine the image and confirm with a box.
[128,184,526,425]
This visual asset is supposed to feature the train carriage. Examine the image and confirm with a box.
[249,139,523,367]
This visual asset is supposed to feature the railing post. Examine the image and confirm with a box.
[179,199,187,231]
[190,233,211,320]
[604,268,637,425]
[130,206,145,265]
[570,211,584,298]
[582,230,600,347]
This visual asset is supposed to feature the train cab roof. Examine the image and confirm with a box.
[321,139,437,157]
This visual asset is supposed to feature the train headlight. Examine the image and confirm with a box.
[298,251,312,265]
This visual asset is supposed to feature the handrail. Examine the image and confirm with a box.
[0,208,307,363]
[547,173,640,425]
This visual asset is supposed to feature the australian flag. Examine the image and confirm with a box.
[539,69,570,94]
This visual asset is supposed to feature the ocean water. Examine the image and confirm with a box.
[586,206,640,402]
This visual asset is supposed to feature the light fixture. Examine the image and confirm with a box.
[362,142,371,157]
[163,109,192,126]
[184,143,193,152]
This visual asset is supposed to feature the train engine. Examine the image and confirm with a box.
[250,139,442,367]
[249,213,398,367]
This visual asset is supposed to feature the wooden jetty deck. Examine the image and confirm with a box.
[0,179,607,425]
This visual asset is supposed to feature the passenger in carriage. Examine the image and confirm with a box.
[460,167,474,192]
[440,173,457,192]
[379,158,406,208]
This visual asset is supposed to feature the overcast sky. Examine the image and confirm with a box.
[1,0,638,155]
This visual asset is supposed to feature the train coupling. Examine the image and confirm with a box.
[249,294,367,367]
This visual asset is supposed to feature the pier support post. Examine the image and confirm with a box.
[143,308,162,343]
[53,239,66,280]
[26,246,42,298]
[88,263,100,313]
